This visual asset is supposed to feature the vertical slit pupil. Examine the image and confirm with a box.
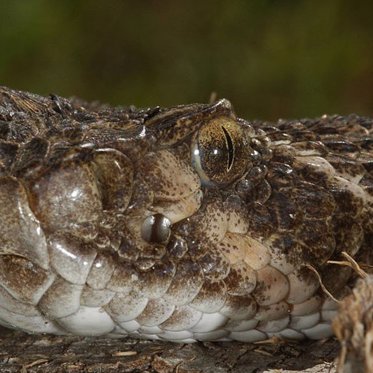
[222,126,234,171]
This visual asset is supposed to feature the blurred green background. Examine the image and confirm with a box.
[0,0,372,120]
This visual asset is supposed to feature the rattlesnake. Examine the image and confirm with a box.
[0,86,371,345]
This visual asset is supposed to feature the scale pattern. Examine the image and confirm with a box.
[0,86,371,342]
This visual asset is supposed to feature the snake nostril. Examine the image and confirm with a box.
[141,214,171,244]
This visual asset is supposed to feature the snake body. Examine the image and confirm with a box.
[0,86,371,342]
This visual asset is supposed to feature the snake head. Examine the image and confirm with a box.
[0,87,370,340]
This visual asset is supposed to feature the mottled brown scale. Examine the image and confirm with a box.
[38,277,82,319]
[160,305,201,331]
[0,256,54,304]
[12,137,49,174]
[267,191,298,232]
[0,86,371,343]
[326,154,366,183]
[163,257,204,306]
[286,181,336,219]
[0,141,18,171]
[136,257,176,298]
[220,294,257,320]
[224,262,256,296]
[198,251,230,281]
[246,202,277,239]
[297,220,336,264]
[190,280,227,313]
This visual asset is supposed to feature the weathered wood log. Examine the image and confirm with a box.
[0,326,339,372]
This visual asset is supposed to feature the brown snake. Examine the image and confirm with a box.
[0,86,371,344]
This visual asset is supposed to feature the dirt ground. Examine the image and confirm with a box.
[0,326,339,373]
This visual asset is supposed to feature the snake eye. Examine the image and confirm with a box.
[191,117,251,186]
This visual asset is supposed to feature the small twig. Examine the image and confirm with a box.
[305,264,341,304]
[336,342,347,373]
[327,251,368,279]
[21,358,49,372]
